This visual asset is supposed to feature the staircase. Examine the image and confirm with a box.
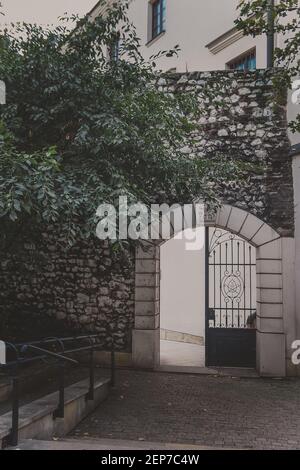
[0,375,110,448]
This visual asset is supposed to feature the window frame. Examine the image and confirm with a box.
[151,0,166,40]
[109,34,121,63]
[227,48,257,71]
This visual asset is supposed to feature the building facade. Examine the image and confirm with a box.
[1,1,299,377]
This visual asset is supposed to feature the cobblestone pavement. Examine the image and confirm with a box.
[71,370,300,450]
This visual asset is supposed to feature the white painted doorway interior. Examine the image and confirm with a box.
[160,227,206,367]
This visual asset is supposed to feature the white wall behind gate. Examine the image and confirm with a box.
[160,228,205,341]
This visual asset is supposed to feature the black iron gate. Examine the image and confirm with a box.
[205,227,256,368]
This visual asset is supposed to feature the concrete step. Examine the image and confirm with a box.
[0,365,110,412]
[0,363,78,404]
[0,376,110,448]
[8,437,222,450]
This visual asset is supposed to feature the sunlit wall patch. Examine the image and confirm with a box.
[0,340,6,365]
[0,80,6,105]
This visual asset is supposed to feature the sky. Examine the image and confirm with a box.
[0,1,97,25]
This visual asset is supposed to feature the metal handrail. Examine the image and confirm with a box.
[22,345,79,364]
[0,334,116,447]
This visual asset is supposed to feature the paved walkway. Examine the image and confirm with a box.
[70,370,300,450]
[11,438,218,450]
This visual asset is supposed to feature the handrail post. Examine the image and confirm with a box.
[54,364,65,418]
[87,346,95,401]
[10,367,19,447]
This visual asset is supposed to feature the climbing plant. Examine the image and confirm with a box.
[236,0,300,133]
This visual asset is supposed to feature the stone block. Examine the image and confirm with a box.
[256,331,286,377]
[132,328,160,369]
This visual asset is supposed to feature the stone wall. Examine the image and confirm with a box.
[0,234,135,350]
[0,70,294,349]
[159,69,294,235]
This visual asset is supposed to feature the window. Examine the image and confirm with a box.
[109,35,120,62]
[227,49,256,71]
[152,0,166,40]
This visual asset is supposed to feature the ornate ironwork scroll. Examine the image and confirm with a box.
[208,228,256,329]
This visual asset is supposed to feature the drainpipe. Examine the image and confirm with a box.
[267,0,275,68]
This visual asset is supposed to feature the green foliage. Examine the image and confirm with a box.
[236,0,300,132]
[0,133,81,251]
[0,1,239,251]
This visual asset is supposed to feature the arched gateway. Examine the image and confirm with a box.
[132,204,291,377]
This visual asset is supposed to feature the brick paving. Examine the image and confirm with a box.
[71,370,300,450]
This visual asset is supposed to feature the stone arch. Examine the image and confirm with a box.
[132,204,286,377]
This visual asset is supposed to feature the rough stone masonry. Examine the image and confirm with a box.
[158,69,293,236]
[0,70,294,349]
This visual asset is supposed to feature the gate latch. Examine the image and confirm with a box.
[208,308,215,320]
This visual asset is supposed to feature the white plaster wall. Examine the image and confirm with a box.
[288,93,300,146]
[160,228,205,339]
[128,0,266,72]
[293,154,300,342]
[0,0,96,25]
